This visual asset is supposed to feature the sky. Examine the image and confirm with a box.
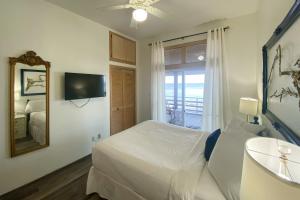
[165,74,205,84]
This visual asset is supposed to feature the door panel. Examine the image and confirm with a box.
[110,32,136,65]
[110,66,136,135]
[125,39,136,64]
[110,33,125,61]
[123,70,135,106]
[123,106,135,130]
[111,109,123,135]
[110,68,123,108]
[123,70,135,129]
[110,67,124,135]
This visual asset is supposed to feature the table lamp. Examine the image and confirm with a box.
[240,137,300,200]
[239,97,258,123]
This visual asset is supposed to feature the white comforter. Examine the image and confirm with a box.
[29,111,46,145]
[91,120,212,200]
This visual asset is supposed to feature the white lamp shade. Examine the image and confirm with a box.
[240,138,300,200]
[239,97,258,116]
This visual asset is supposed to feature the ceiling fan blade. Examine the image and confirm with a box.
[145,6,165,18]
[130,0,161,6]
[99,4,132,11]
[130,16,139,29]
[147,0,161,6]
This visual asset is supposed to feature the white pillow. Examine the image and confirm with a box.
[208,122,257,200]
[224,117,266,136]
[25,100,45,113]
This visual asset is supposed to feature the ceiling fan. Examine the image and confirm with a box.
[98,0,165,28]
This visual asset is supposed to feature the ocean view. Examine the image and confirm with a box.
[165,83,204,98]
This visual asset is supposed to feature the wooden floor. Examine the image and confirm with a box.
[0,155,106,200]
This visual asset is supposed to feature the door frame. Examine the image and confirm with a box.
[109,65,136,136]
[165,70,186,126]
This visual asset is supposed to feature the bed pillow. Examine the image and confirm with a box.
[207,127,256,200]
[224,117,266,136]
[204,129,221,161]
[25,100,45,113]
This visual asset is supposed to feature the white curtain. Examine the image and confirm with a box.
[151,41,166,122]
[202,27,231,132]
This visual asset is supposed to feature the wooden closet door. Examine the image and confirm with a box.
[122,69,136,129]
[110,33,126,61]
[110,32,136,65]
[110,67,124,135]
[125,39,136,64]
[110,66,136,135]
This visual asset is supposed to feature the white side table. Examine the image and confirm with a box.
[14,114,27,139]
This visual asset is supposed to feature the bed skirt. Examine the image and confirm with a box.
[86,166,147,200]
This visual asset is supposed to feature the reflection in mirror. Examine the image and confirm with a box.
[14,64,47,152]
[10,51,50,157]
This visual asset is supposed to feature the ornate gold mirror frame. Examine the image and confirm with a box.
[9,51,51,157]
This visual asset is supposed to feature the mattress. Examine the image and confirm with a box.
[89,120,225,200]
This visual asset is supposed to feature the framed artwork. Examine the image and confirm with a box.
[263,0,300,145]
[21,69,46,96]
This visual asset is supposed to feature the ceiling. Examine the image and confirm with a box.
[45,0,259,39]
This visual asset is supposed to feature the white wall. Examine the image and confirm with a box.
[138,13,259,122]
[0,0,137,194]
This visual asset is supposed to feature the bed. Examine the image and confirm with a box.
[87,120,226,200]
[87,119,266,200]
[25,100,46,145]
[29,111,46,145]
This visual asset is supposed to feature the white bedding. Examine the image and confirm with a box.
[194,167,226,200]
[29,111,46,145]
[87,120,225,200]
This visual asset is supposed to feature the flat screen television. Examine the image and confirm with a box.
[65,72,106,100]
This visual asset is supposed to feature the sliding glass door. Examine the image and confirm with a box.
[164,40,206,129]
[165,70,204,129]
[166,71,184,126]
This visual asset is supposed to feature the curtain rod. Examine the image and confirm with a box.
[148,26,230,46]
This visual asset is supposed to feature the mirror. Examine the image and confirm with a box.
[9,51,50,157]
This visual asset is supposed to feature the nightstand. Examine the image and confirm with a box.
[14,114,27,139]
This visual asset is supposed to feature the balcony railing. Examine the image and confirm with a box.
[165,96,203,129]
[165,96,204,115]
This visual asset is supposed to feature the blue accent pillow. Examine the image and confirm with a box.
[204,129,221,161]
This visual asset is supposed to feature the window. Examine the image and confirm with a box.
[165,40,206,129]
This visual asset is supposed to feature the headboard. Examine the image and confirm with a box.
[262,0,300,145]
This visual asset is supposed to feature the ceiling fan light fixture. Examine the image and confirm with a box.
[132,9,148,22]
[198,55,205,61]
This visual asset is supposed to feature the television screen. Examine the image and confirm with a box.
[65,72,106,100]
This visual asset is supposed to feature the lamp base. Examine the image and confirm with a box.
[246,115,250,123]
[250,116,259,125]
